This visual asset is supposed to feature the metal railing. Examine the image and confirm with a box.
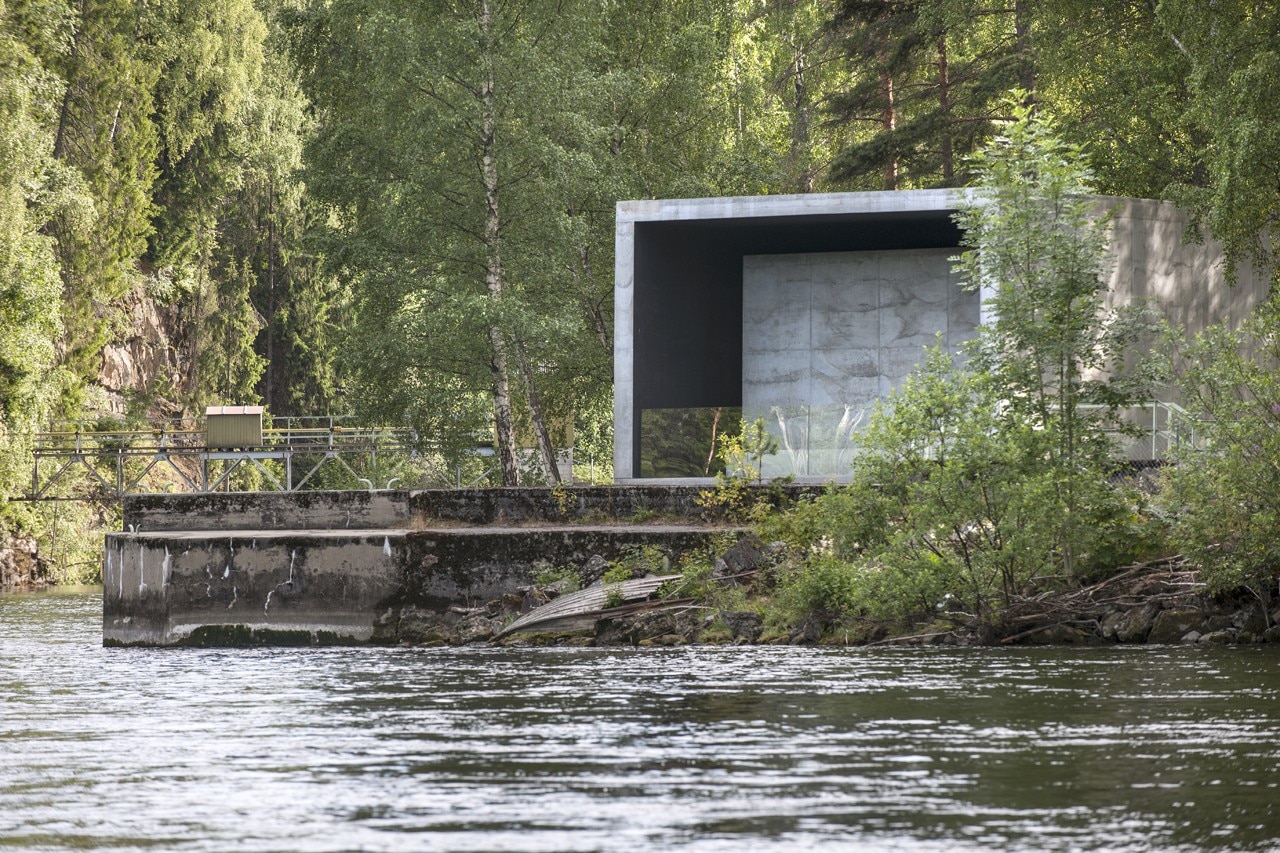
[23,417,605,499]
[25,417,422,500]
[1083,400,1200,462]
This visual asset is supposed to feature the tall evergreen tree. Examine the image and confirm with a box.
[825,0,1029,189]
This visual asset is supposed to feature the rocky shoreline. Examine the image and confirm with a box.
[372,534,1280,649]
[0,538,46,593]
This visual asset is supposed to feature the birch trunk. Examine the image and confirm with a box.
[479,0,520,486]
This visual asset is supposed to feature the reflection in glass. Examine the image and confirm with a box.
[639,407,742,478]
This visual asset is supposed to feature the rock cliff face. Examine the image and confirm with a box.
[96,285,187,418]
[2,285,192,592]
[0,539,45,591]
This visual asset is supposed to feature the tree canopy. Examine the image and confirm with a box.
[1,0,1279,581]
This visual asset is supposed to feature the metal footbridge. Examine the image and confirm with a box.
[26,415,421,500]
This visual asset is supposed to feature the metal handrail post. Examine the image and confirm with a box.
[1152,402,1157,460]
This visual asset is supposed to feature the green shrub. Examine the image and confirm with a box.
[1161,296,1280,604]
[760,107,1162,630]
[662,554,714,600]
[776,554,862,622]
[696,418,789,521]
[533,563,580,592]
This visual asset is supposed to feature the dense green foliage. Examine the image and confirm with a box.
[0,0,334,580]
[1161,298,1280,609]
[0,0,1278,593]
[821,0,1280,273]
[770,109,1161,630]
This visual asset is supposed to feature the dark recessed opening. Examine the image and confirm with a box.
[632,209,963,474]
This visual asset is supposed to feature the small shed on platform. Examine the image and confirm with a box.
[205,405,264,449]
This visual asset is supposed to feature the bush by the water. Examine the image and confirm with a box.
[1161,295,1280,611]
[764,106,1166,635]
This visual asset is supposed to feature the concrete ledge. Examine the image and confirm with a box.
[406,486,717,525]
[122,490,415,533]
[103,524,739,646]
[121,485,819,532]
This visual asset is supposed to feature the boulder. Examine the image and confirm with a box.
[1202,614,1234,633]
[520,588,550,613]
[396,606,432,643]
[1147,608,1205,644]
[720,610,764,643]
[713,534,767,585]
[595,617,631,646]
[595,608,699,646]
[638,633,685,647]
[1099,610,1127,641]
[1199,629,1237,645]
[789,614,823,645]
[1232,606,1268,634]
[579,554,609,586]
[1112,603,1162,643]
[541,578,576,598]
[454,615,500,644]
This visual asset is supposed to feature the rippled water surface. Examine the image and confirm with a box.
[3,590,1280,851]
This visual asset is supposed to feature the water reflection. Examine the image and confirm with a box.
[2,590,1279,851]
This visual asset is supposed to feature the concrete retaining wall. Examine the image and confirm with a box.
[104,486,752,645]
[122,485,815,531]
[122,490,416,532]
[408,485,715,525]
[104,530,401,646]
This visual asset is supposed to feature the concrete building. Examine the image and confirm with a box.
[613,190,1268,482]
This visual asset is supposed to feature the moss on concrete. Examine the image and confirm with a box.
[178,624,357,647]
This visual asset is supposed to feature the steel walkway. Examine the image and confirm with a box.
[25,416,421,499]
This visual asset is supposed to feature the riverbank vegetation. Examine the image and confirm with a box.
[2,0,1280,598]
[740,105,1177,640]
[648,106,1280,645]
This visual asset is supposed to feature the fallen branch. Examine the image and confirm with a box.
[865,629,956,647]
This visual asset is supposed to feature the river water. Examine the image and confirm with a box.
[2,589,1279,852]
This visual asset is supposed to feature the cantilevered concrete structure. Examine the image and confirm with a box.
[614,190,1268,482]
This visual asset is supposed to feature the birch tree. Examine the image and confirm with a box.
[299,0,629,483]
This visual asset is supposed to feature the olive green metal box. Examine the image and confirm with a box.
[205,405,264,449]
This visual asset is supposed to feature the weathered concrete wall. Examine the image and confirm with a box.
[394,525,730,610]
[407,485,741,525]
[104,530,401,646]
[122,485,814,532]
[1105,197,1266,339]
[104,501,744,646]
[123,490,415,532]
[742,248,978,478]
[1103,197,1270,398]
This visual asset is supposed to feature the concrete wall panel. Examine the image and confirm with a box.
[742,248,974,477]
